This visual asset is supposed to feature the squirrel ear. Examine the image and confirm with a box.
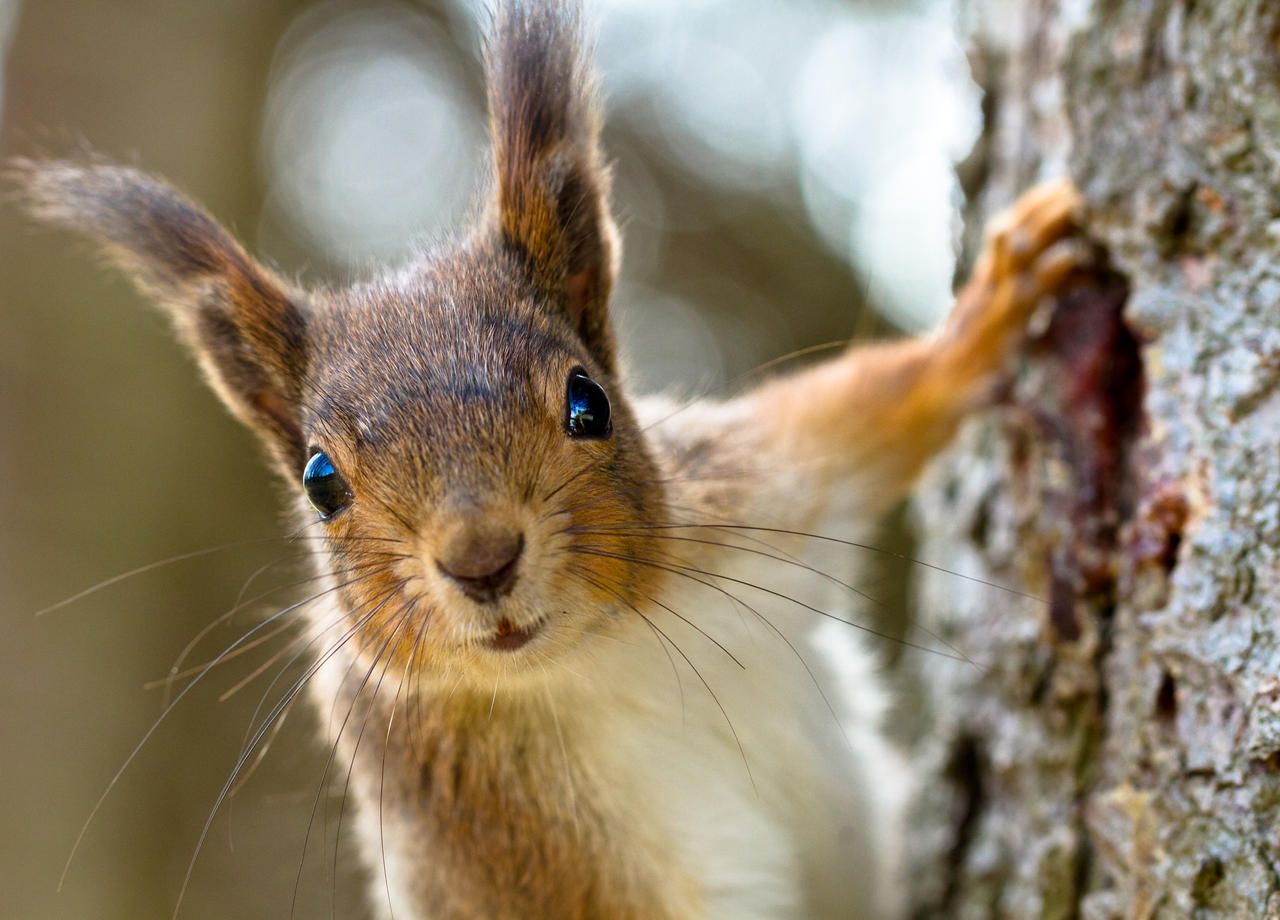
[14,160,309,472]
[485,3,619,373]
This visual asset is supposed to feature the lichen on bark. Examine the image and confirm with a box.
[906,1,1280,917]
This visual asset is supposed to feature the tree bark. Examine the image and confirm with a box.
[905,1,1280,917]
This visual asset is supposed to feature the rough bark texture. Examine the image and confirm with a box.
[905,1,1280,917]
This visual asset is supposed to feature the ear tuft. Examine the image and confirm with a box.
[485,1,619,372]
[11,158,310,472]
[14,158,239,286]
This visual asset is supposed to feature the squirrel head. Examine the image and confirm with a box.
[15,2,666,686]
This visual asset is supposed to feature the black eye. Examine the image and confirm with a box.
[303,450,352,519]
[565,369,612,439]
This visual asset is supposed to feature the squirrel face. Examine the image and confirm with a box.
[16,6,666,688]
[286,252,665,684]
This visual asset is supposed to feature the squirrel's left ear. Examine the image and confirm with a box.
[14,160,310,475]
[485,3,619,374]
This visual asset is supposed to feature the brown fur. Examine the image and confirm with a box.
[13,2,1085,917]
[328,682,704,919]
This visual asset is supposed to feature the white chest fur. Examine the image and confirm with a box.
[582,543,909,920]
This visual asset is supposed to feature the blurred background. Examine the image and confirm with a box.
[0,0,977,917]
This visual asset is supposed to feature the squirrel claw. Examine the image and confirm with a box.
[939,180,1090,385]
[985,179,1085,274]
[952,180,1088,332]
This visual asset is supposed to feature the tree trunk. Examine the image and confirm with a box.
[905,1,1280,917]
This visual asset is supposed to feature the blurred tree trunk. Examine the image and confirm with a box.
[905,1,1280,917]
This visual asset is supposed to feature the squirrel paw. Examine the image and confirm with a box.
[945,179,1089,356]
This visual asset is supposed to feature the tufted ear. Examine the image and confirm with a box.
[485,2,619,374]
[14,160,310,474]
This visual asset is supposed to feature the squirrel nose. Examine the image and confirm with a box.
[435,519,524,604]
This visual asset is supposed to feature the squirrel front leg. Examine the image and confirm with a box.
[726,181,1086,523]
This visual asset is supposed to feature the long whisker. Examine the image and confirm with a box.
[145,616,297,692]
[55,568,386,892]
[639,338,852,434]
[328,602,415,920]
[233,552,308,613]
[569,546,967,662]
[226,691,298,799]
[35,537,296,617]
[546,470,761,520]
[570,519,1042,603]
[566,527,977,669]
[379,605,428,920]
[637,616,756,794]
[158,555,412,703]
[33,523,408,618]
[175,579,410,920]
[570,564,755,793]
[217,630,311,704]
[400,599,436,780]
[159,560,370,700]
[565,562,685,723]
[540,460,600,504]
[378,696,402,920]
[235,574,396,764]
[576,547,856,750]
[564,549,744,668]
[563,528,879,607]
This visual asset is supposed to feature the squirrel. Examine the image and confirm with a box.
[15,2,1086,918]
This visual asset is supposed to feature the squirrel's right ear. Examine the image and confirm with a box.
[13,160,309,473]
[485,3,620,374]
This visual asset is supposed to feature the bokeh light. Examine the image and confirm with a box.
[260,0,486,267]
[258,0,978,386]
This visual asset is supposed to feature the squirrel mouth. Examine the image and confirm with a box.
[486,616,546,652]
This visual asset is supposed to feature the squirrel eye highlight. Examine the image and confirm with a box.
[303,450,352,519]
[565,369,612,439]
